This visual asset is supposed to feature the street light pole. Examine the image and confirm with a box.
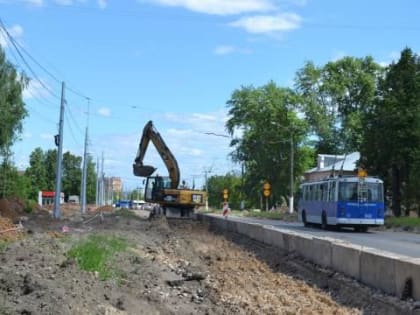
[289,133,294,214]
[205,170,210,211]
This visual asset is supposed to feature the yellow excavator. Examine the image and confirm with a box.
[133,120,206,218]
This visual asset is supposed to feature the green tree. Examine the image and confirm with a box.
[0,160,30,199]
[62,151,82,199]
[86,155,97,203]
[226,82,312,209]
[25,147,47,199]
[207,172,242,209]
[0,46,28,157]
[44,149,57,190]
[295,57,382,154]
[0,45,29,197]
[361,48,420,216]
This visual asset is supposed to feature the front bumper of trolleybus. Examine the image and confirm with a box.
[336,218,384,225]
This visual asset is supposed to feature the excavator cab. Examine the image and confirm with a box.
[144,175,172,202]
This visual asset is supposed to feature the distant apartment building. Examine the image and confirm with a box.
[104,176,122,199]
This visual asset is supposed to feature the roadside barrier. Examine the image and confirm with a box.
[197,214,420,301]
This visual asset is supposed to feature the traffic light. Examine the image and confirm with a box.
[223,188,228,201]
[263,181,271,197]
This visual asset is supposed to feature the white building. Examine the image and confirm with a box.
[304,152,360,182]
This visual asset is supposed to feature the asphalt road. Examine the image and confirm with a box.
[218,215,420,258]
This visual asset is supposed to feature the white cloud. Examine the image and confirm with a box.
[229,13,302,34]
[97,0,107,9]
[214,45,235,55]
[0,24,24,48]
[98,107,111,117]
[25,0,44,6]
[53,0,87,5]
[213,45,252,55]
[389,51,400,60]
[141,0,275,15]
[331,50,347,61]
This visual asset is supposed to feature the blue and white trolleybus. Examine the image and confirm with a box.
[298,173,384,232]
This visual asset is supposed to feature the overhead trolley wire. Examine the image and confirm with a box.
[64,110,82,147]
[0,17,92,103]
[0,19,62,100]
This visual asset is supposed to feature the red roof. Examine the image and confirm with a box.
[42,191,55,197]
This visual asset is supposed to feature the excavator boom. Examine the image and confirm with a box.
[133,120,180,188]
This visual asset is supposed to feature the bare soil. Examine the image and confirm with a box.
[0,205,417,315]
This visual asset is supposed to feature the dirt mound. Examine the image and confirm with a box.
[0,216,24,241]
[91,205,114,213]
[0,197,26,222]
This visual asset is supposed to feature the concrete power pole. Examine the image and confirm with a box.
[53,82,65,219]
[80,127,88,214]
[95,157,99,205]
[100,152,104,206]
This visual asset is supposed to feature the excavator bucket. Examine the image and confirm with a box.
[133,164,156,177]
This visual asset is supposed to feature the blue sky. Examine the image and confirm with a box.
[1,0,419,190]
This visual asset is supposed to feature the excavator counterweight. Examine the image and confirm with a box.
[133,120,206,218]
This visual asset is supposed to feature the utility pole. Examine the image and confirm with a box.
[53,82,65,219]
[204,169,211,211]
[80,127,88,214]
[95,157,99,205]
[80,98,90,214]
[289,133,294,214]
[100,152,104,206]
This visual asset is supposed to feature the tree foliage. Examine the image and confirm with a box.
[62,152,82,199]
[25,147,47,199]
[225,82,313,209]
[86,155,97,203]
[361,48,420,216]
[0,46,28,157]
[25,147,97,202]
[207,172,242,209]
[295,57,382,154]
[0,161,30,199]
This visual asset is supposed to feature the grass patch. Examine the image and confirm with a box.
[201,208,297,221]
[243,210,297,221]
[68,235,127,280]
[114,208,139,218]
[0,241,8,252]
[385,216,420,228]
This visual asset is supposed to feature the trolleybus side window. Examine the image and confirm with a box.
[329,181,336,202]
[321,183,328,201]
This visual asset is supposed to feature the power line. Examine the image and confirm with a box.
[9,34,61,84]
[64,109,82,147]
[0,18,62,100]
[1,17,92,102]
[66,105,84,135]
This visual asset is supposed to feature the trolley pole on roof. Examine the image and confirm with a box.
[53,82,65,219]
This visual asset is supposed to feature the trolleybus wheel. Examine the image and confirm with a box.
[321,212,327,230]
[302,210,308,227]
[355,226,368,232]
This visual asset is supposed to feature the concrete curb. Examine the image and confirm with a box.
[197,214,420,301]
